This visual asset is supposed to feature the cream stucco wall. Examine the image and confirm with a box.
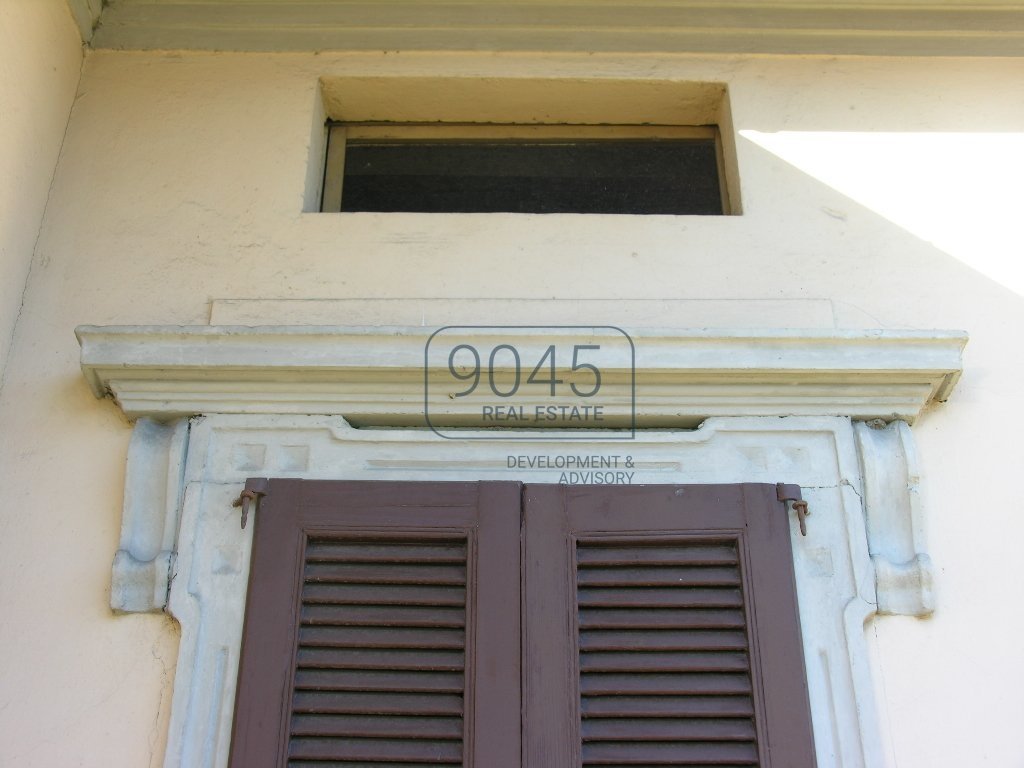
[0,48,1022,766]
[0,0,81,387]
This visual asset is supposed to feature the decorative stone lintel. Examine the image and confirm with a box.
[110,417,189,613]
[76,325,966,425]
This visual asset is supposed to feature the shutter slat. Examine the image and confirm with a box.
[302,583,467,606]
[577,566,742,587]
[577,539,761,766]
[581,673,752,696]
[306,562,467,585]
[299,626,465,650]
[579,608,746,630]
[294,669,464,693]
[302,604,466,628]
[581,651,749,673]
[581,740,759,764]
[582,718,757,742]
[565,765,754,768]
[305,542,467,563]
[293,691,464,716]
[578,588,743,608]
[580,629,749,651]
[581,695,756,719]
[581,569,741,593]
[289,736,462,762]
[296,648,465,671]
[577,544,738,567]
[291,714,464,739]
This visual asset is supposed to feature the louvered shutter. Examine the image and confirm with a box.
[229,480,521,768]
[523,484,817,768]
[231,481,815,767]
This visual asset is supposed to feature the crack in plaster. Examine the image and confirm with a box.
[872,623,900,768]
[841,477,864,502]
[148,619,178,768]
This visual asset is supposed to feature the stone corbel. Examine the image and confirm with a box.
[854,419,933,617]
[110,417,190,613]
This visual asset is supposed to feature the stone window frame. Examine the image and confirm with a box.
[77,325,965,768]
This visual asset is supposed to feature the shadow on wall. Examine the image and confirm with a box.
[741,130,1024,298]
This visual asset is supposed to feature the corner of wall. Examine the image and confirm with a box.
[0,0,84,393]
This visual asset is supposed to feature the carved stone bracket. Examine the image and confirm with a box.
[854,419,933,616]
[110,417,189,613]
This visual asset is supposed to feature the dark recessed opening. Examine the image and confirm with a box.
[332,139,724,215]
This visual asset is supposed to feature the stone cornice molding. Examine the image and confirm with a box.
[77,325,966,425]
[88,1,1024,57]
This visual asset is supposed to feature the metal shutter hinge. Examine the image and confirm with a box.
[233,477,269,529]
[776,483,810,536]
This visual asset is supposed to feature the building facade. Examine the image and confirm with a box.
[1,1,1022,766]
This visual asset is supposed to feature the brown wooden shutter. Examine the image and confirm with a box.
[229,480,522,768]
[522,483,817,768]
[232,481,815,767]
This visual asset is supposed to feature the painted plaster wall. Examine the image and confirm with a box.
[0,49,1022,766]
[0,0,81,387]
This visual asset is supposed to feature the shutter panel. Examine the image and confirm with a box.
[523,483,817,768]
[289,536,468,766]
[577,538,758,766]
[229,480,522,768]
[232,481,815,767]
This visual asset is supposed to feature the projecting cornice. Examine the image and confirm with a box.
[82,1,1024,57]
[76,325,966,425]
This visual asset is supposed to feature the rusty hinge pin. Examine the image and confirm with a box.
[232,478,270,529]
[233,490,260,529]
[792,500,809,536]
[776,483,810,537]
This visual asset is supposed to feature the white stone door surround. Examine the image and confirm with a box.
[77,325,966,768]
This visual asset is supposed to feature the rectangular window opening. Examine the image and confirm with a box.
[321,123,732,215]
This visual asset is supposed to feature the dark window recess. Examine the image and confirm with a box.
[230,481,816,768]
[337,140,724,215]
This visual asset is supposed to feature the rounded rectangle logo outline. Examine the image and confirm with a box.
[424,325,636,440]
